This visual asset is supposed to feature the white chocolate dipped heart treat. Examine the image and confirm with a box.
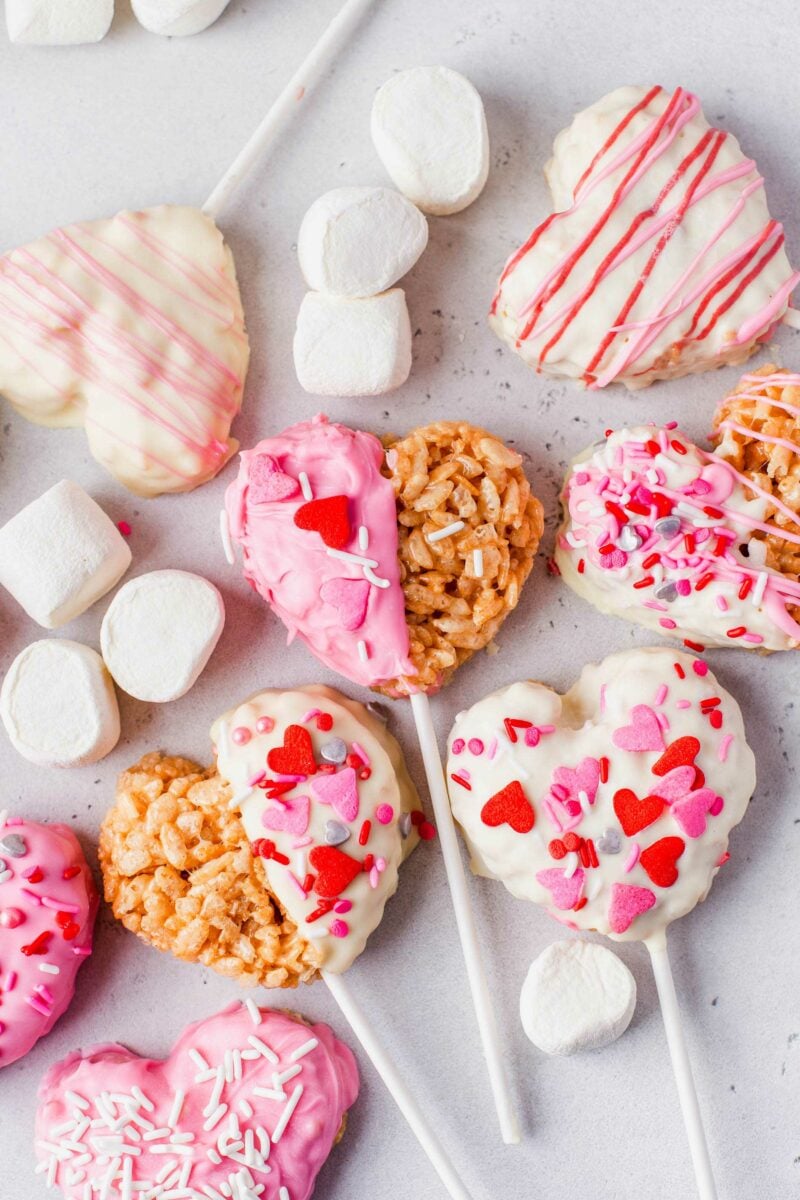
[0,205,249,497]
[446,648,755,942]
[212,686,424,974]
[556,417,800,650]
[490,85,799,389]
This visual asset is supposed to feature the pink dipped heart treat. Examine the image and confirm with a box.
[34,1001,358,1200]
[446,648,755,941]
[0,815,96,1068]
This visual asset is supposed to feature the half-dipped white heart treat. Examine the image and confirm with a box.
[446,648,755,941]
[490,85,799,389]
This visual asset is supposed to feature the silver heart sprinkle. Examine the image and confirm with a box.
[324,821,350,847]
[320,738,347,765]
[596,829,621,855]
[655,516,681,539]
[0,835,27,858]
[654,582,678,603]
[616,526,642,552]
[399,813,412,839]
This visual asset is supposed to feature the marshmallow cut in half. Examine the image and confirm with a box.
[293,289,412,397]
[0,480,131,629]
[131,0,230,36]
[371,66,490,215]
[101,570,225,702]
[520,939,636,1056]
[5,0,114,44]
[298,186,428,298]
[1,640,120,767]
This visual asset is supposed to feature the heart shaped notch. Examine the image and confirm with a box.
[447,647,755,941]
[490,85,798,390]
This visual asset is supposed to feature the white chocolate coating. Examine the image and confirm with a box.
[447,648,755,941]
[490,85,798,389]
[212,686,420,973]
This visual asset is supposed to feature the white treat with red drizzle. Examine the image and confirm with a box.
[555,424,800,650]
[446,648,755,941]
[212,686,425,973]
[0,814,96,1068]
[490,85,799,389]
[0,205,249,496]
[35,1001,358,1200]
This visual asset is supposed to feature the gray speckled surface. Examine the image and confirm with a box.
[0,2,798,1198]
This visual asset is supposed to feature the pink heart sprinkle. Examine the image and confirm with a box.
[248,454,299,504]
[552,756,601,806]
[262,794,310,837]
[319,578,370,632]
[311,767,359,823]
[650,765,696,803]
[671,788,719,839]
[608,882,656,934]
[535,867,585,910]
[612,704,665,753]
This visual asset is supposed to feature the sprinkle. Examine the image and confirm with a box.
[271,1086,303,1144]
[718,735,733,763]
[298,472,312,501]
[358,525,369,551]
[279,1190,291,1200]
[450,772,471,790]
[659,617,677,629]
[654,685,668,706]
[375,804,394,825]
[66,1092,90,1112]
[245,999,261,1027]
[623,843,641,873]
[726,626,746,639]
[247,1035,279,1064]
[599,756,609,783]
[203,1105,228,1133]
[290,1037,319,1062]
[472,548,484,576]
[357,640,369,663]
[189,1049,210,1073]
[752,571,769,608]
[358,820,371,846]
[427,520,465,543]
[38,962,60,975]
[219,510,235,565]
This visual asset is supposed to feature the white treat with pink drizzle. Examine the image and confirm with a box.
[446,648,755,941]
[490,85,799,389]
[0,815,96,1068]
[0,205,249,496]
[212,685,423,974]
[35,1001,358,1200]
[555,424,800,650]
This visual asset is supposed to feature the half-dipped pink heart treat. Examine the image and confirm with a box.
[34,1001,358,1200]
[446,648,755,941]
[0,815,96,1068]
[555,417,800,650]
[490,85,798,389]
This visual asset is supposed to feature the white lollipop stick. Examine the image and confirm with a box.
[322,970,475,1200]
[410,690,521,1145]
[203,0,377,221]
[647,934,718,1200]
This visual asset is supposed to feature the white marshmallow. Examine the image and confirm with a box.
[5,0,113,45]
[101,570,225,702]
[1,640,120,767]
[131,0,230,36]
[298,187,428,298]
[0,480,131,629]
[371,66,490,215]
[293,289,412,397]
[519,940,636,1056]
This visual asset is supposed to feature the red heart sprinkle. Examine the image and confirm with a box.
[480,780,535,834]
[612,788,665,837]
[639,836,685,888]
[294,495,351,550]
[652,736,701,777]
[267,725,317,777]
[309,846,363,898]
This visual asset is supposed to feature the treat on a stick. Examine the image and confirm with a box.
[34,1000,358,1200]
[555,384,800,652]
[446,647,755,1198]
[490,85,799,390]
[223,414,543,695]
[0,815,96,1068]
[0,205,249,497]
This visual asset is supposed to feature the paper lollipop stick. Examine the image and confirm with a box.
[222,416,544,1144]
[203,0,377,221]
[647,935,717,1200]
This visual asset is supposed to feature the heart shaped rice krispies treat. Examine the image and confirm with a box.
[446,648,755,941]
[34,1001,358,1200]
[490,85,798,389]
[0,205,249,496]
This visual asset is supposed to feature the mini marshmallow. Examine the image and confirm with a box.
[294,289,412,397]
[0,480,131,629]
[5,0,114,45]
[371,66,490,215]
[519,940,636,1056]
[1,640,120,768]
[298,187,428,298]
[101,570,225,702]
[131,0,230,36]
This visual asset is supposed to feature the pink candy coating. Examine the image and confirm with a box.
[375,804,394,825]
[256,715,275,734]
[231,726,251,746]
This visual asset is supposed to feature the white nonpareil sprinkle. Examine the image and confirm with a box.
[298,472,313,501]
[426,519,465,543]
[247,1035,279,1064]
[271,1086,303,1144]
[219,510,235,566]
[357,639,369,662]
[244,999,261,1028]
[289,1037,318,1062]
[273,1064,301,1087]
[472,548,483,577]
[203,1105,228,1133]
[168,1090,185,1130]
[358,525,369,551]
[189,1049,209,1073]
